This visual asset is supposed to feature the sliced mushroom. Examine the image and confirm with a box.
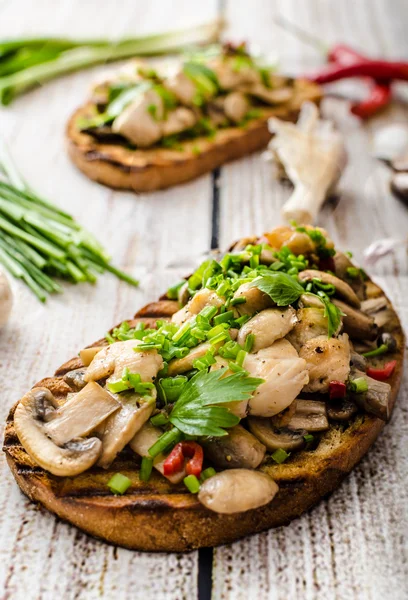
[232,282,274,316]
[44,382,120,446]
[332,299,378,341]
[14,388,102,476]
[299,334,350,393]
[350,351,367,372]
[80,346,105,367]
[97,393,155,468]
[333,252,366,300]
[203,425,266,469]
[223,91,250,123]
[112,88,163,147]
[161,107,197,137]
[63,368,87,391]
[239,83,293,105]
[237,307,297,352]
[244,339,309,417]
[198,469,278,514]
[361,296,388,315]
[349,368,391,421]
[129,422,185,484]
[287,400,329,432]
[327,398,358,421]
[248,417,306,451]
[298,270,361,308]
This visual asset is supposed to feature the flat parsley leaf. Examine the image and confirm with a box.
[169,370,263,437]
[250,272,304,306]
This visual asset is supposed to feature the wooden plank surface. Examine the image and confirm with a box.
[0,1,407,599]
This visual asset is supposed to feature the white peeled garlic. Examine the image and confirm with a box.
[267,102,347,224]
[372,124,408,162]
[0,269,12,328]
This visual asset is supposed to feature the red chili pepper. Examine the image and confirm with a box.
[328,44,368,65]
[350,83,392,118]
[310,61,408,84]
[163,441,204,477]
[366,360,397,381]
[329,380,347,400]
[319,256,335,272]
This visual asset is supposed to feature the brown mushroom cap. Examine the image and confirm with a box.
[248,417,306,451]
[14,388,102,477]
[298,269,361,308]
[203,425,266,469]
[332,298,378,341]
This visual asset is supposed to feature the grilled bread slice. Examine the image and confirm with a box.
[66,79,322,192]
[3,279,404,552]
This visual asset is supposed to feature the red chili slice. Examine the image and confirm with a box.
[163,441,204,477]
[329,380,347,400]
[366,360,397,381]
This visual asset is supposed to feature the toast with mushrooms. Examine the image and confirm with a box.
[4,225,404,552]
[66,43,322,192]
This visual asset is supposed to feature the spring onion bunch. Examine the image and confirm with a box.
[0,20,223,105]
[0,141,138,301]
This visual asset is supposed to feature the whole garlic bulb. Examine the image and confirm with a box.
[0,269,13,328]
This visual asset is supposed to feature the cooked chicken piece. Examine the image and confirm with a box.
[237,307,297,352]
[172,288,223,325]
[97,393,155,468]
[84,339,163,384]
[232,282,274,316]
[210,57,260,90]
[298,270,361,308]
[238,84,293,105]
[286,307,329,352]
[165,71,197,105]
[161,107,197,137]
[223,92,249,123]
[167,341,213,376]
[112,88,163,147]
[244,339,309,417]
[299,333,350,393]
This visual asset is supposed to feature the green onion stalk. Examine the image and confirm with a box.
[0,20,223,105]
[0,141,139,301]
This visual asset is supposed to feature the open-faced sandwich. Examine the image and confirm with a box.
[67,43,322,191]
[4,225,404,551]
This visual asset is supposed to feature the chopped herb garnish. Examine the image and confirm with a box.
[139,457,153,482]
[349,377,368,394]
[271,448,290,464]
[199,467,216,482]
[184,474,200,494]
[362,344,389,358]
[346,267,360,279]
[108,473,131,495]
[250,271,304,306]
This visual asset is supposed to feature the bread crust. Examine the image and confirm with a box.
[66,80,322,192]
[3,280,404,552]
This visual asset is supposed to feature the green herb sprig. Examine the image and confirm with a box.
[0,142,139,301]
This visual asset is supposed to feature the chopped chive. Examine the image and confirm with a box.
[148,427,183,458]
[244,334,255,353]
[167,280,186,300]
[230,296,246,306]
[303,434,314,444]
[362,344,388,358]
[107,473,131,495]
[150,413,169,427]
[199,305,218,321]
[184,474,200,494]
[346,267,360,279]
[209,332,229,346]
[349,377,368,394]
[271,448,290,464]
[228,361,247,373]
[236,349,247,367]
[213,310,234,325]
[199,467,216,483]
[139,457,153,482]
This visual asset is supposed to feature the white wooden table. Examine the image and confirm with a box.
[0,1,407,599]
